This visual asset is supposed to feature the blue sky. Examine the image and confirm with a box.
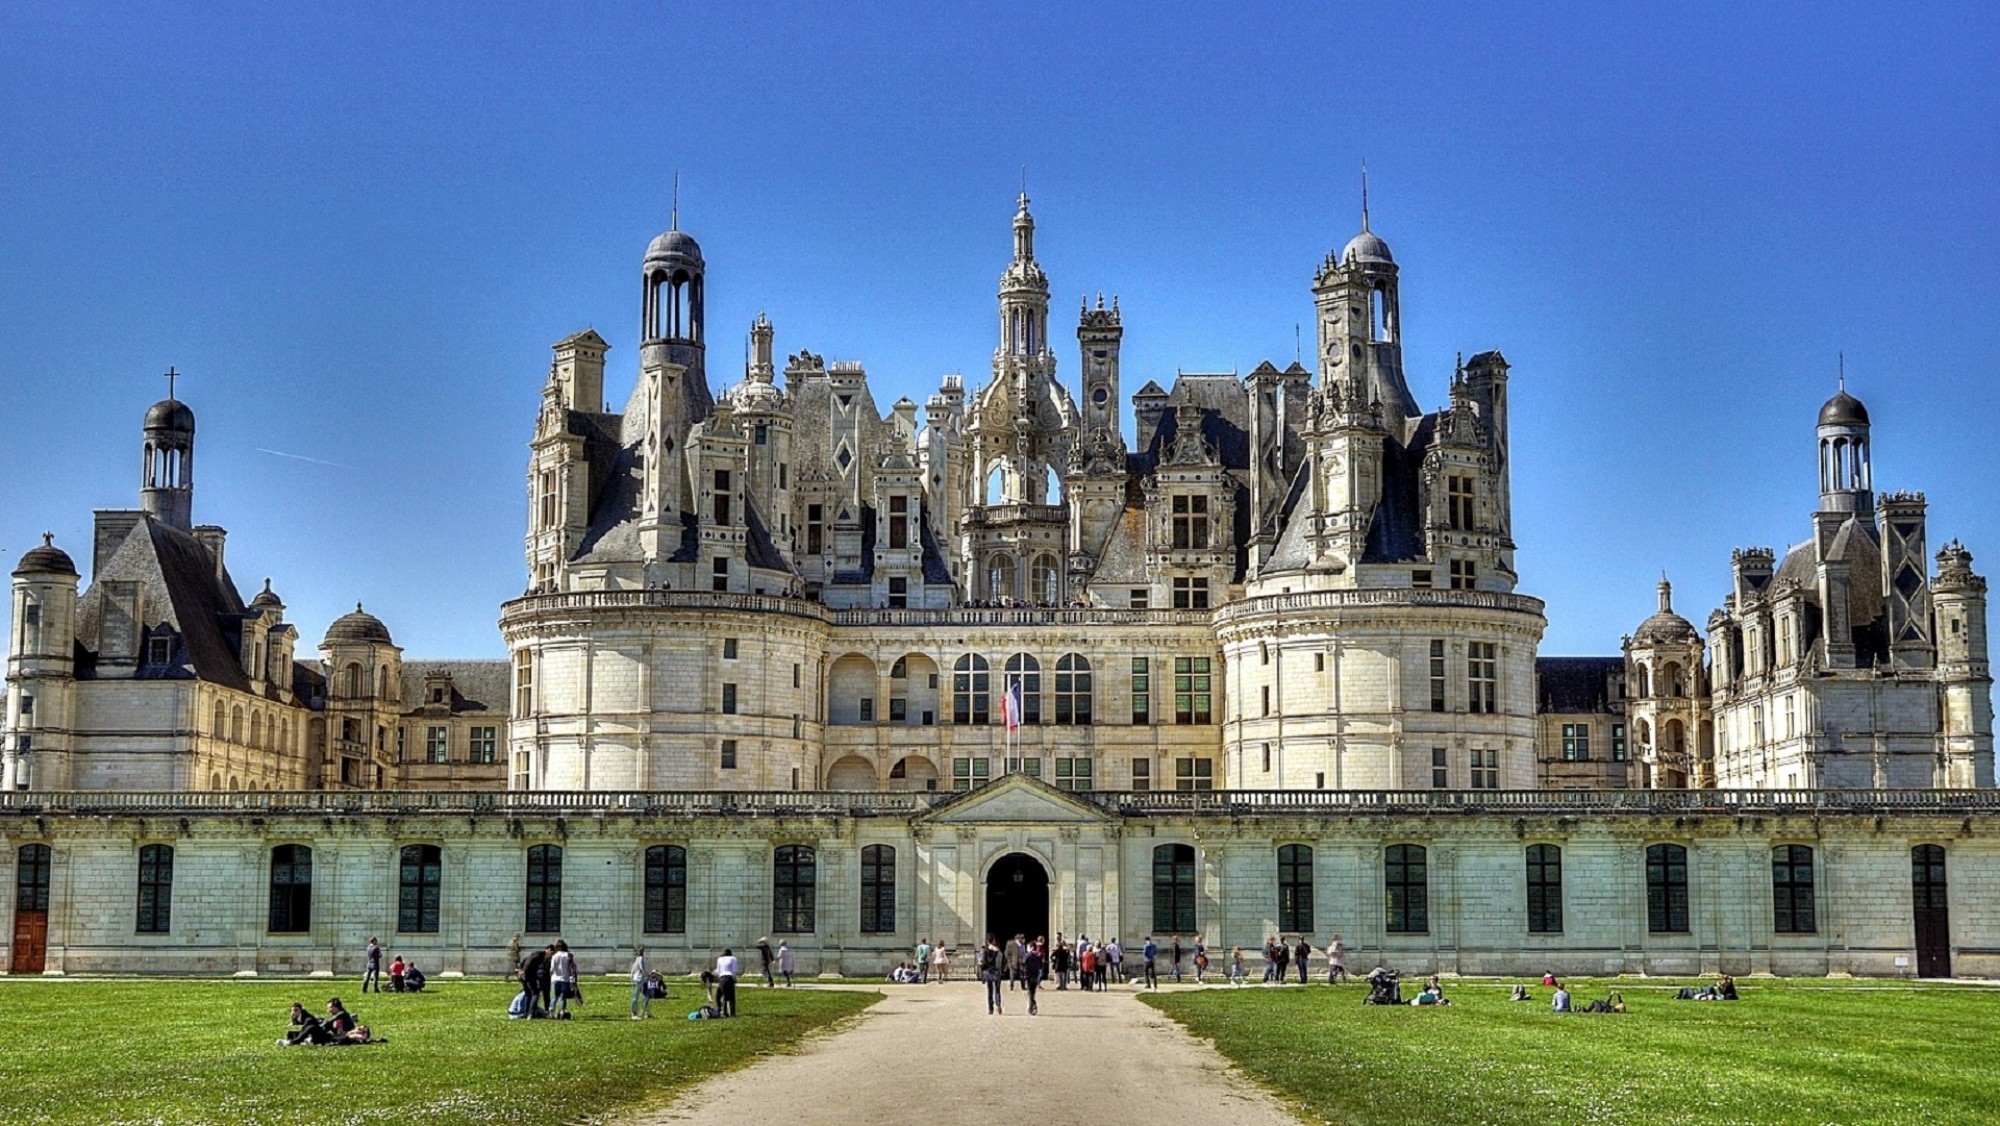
[1,2,1994,658]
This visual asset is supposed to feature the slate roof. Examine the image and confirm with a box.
[1536,657,1625,714]
[76,515,252,691]
[400,660,511,717]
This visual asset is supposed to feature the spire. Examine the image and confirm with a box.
[1838,350,1845,392]
[671,171,679,231]
[1658,574,1673,613]
[164,365,180,400]
[1360,159,1371,233]
[1012,185,1036,261]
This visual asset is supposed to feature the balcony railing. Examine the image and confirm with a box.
[2,788,1996,818]
[501,590,830,622]
[830,606,1213,628]
[1214,587,1547,625]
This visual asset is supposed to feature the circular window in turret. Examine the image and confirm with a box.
[1092,387,1109,405]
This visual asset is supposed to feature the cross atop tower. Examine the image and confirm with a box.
[164,366,180,400]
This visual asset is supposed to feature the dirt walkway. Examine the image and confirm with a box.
[631,980,1300,1125]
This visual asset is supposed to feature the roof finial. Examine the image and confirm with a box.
[671,171,679,231]
[41,531,53,547]
[1295,323,1302,364]
[1838,350,1845,391]
[1658,572,1673,613]
[1360,159,1370,232]
[164,365,179,400]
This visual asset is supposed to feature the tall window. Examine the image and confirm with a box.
[1612,723,1628,761]
[773,845,817,933]
[1171,575,1210,610]
[806,504,825,555]
[538,468,557,529]
[1054,654,1092,725]
[1131,758,1151,790]
[952,655,990,725]
[16,844,50,913]
[1450,559,1477,590]
[136,844,173,934]
[525,844,562,933]
[1277,844,1314,934]
[469,726,497,765]
[1446,475,1475,530]
[1429,640,1447,712]
[398,844,442,934]
[512,747,533,790]
[721,683,738,715]
[1004,654,1042,724]
[1467,642,1497,714]
[1561,723,1591,761]
[1385,844,1428,934]
[425,726,449,764]
[1469,748,1499,789]
[951,756,991,791]
[1152,844,1197,933]
[1526,844,1562,933]
[860,844,895,934]
[1054,757,1092,791]
[1131,657,1151,724]
[645,845,687,934]
[268,845,313,934]
[515,650,534,715]
[712,469,732,525]
[1431,747,1449,788]
[1646,843,1690,934]
[888,495,910,550]
[1171,494,1210,549]
[1772,845,1816,934]
[1173,657,1212,724]
[1174,756,1214,791]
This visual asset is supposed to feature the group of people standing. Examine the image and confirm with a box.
[510,938,584,1019]
[360,937,427,993]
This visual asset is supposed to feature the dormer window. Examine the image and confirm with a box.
[1171,494,1210,550]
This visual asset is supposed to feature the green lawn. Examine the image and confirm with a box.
[1144,978,2000,1126]
[0,978,876,1125]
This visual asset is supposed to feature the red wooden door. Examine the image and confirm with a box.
[10,911,45,973]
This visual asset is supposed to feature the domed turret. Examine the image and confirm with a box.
[13,534,77,578]
[1342,228,1393,265]
[644,228,703,268]
[249,577,284,611]
[1818,388,1869,427]
[1816,380,1872,516]
[144,399,196,433]
[1634,577,1699,644]
[323,603,393,646]
[140,377,196,530]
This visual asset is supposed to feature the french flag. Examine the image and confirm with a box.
[1002,680,1023,733]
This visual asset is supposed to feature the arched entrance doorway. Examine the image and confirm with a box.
[984,852,1049,944]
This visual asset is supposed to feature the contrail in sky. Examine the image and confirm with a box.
[256,448,351,470]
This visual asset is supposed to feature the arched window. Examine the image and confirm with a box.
[1031,554,1061,604]
[1004,653,1041,725]
[250,713,263,750]
[514,650,535,715]
[398,844,442,934]
[987,554,1016,601]
[343,663,363,697]
[644,845,687,934]
[1645,843,1690,934]
[1053,654,1092,725]
[773,845,817,934]
[378,666,393,700]
[212,700,227,739]
[860,844,895,934]
[134,844,174,934]
[1277,844,1313,933]
[1634,664,1651,698]
[952,655,990,725]
[525,844,563,933]
[1152,844,1197,933]
[230,706,244,744]
[268,845,312,933]
[1526,843,1563,933]
[1385,844,1428,934]
[1772,845,1815,934]
[17,843,51,913]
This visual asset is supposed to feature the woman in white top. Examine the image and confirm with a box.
[549,940,578,1019]
[629,946,653,1019]
[713,949,740,1017]
[932,944,951,983]
[777,940,795,987]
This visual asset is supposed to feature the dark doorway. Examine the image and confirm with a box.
[984,852,1049,945]
[12,844,50,974]
[1912,844,1951,978]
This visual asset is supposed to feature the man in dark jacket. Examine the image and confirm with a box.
[1022,943,1045,1015]
[1294,936,1313,983]
[757,938,777,988]
[520,945,552,1017]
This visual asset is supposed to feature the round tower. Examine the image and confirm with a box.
[1816,384,1872,516]
[317,604,402,790]
[141,395,196,530]
[1624,576,1709,788]
[1932,542,1994,787]
[6,535,80,790]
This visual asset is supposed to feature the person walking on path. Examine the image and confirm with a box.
[757,937,777,987]
[549,941,578,1019]
[714,948,741,1017]
[1261,938,1277,982]
[1273,937,1291,984]
[932,943,950,982]
[1106,938,1123,985]
[979,937,1004,1015]
[1005,934,1026,991]
[1294,935,1313,984]
[505,934,522,979]
[915,938,933,984]
[777,940,795,987]
[1193,940,1209,984]
[1078,942,1096,992]
[630,946,653,1019]
[1170,935,1185,983]
[1022,942,1045,1015]
[1141,936,1159,989]
[362,937,381,993]
[1051,940,1071,990]
[1230,946,1247,986]
[1326,935,1350,984]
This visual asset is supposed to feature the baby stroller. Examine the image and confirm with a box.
[1362,967,1402,1006]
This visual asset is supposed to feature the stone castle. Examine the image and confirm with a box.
[0,193,1991,979]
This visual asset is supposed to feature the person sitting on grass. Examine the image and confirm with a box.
[508,989,533,1019]
[1509,984,1533,1002]
[1717,975,1738,1001]
[1551,981,1572,1013]
[279,1001,331,1045]
[322,997,375,1044]
[1412,986,1447,1006]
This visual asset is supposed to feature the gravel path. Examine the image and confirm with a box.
[631,980,1301,1125]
